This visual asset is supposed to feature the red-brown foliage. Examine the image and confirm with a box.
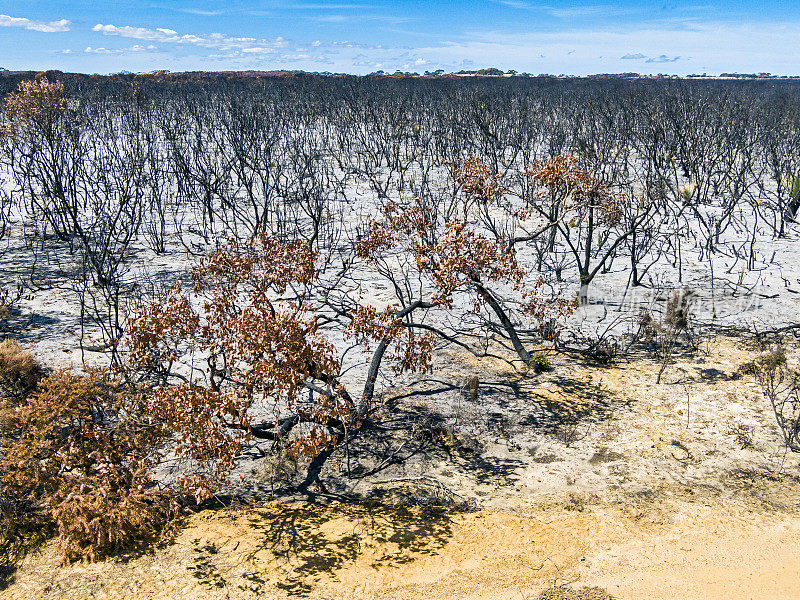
[524,155,623,227]
[357,157,574,352]
[124,234,347,500]
[0,370,176,562]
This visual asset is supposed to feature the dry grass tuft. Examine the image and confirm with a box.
[0,340,43,404]
[538,585,615,600]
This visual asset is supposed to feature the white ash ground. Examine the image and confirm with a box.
[5,221,800,368]
[1,153,799,496]
[5,210,800,599]
[2,192,800,505]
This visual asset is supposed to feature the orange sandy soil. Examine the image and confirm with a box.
[5,492,799,600]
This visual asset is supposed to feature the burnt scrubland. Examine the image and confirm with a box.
[1,73,800,599]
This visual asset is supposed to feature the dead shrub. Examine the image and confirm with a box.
[256,445,300,494]
[465,375,480,401]
[664,287,696,332]
[745,346,800,452]
[0,370,177,563]
[633,289,697,383]
[590,338,618,365]
[0,284,22,331]
[729,423,755,449]
[636,288,696,351]
[539,585,615,600]
[635,310,661,348]
[0,340,43,405]
[554,419,588,447]
[49,475,177,562]
[0,342,47,582]
[1,77,67,137]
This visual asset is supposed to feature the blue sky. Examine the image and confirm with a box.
[0,1,797,75]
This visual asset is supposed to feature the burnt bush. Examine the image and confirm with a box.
[0,340,42,404]
[743,347,800,452]
[0,369,177,563]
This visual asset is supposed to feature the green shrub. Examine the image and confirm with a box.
[531,353,553,373]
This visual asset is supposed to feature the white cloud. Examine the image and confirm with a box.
[84,44,160,55]
[492,2,636,18]
[92,23,289,52]
[314,14,410,24]
[281,3,374,8]
[545,5,634,18]
[0,14,70,33]
[411,22,800,75]
[495,1,534,8]
[646,54,680,63]
[72,16,800,76]
[241,47,276,54]
[176,9,225,16]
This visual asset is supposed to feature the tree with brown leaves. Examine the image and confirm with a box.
[124,232,438,497]
[355,157,572,366]
[0,359,176,563]
[523,155,647,304]
[124,234,350,497]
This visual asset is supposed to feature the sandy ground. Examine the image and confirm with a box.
[5,337,800,600]
[5,491,800,600]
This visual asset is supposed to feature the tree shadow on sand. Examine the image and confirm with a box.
[389,373,629,444]
[242,500,462,597]
[516,375,629,435]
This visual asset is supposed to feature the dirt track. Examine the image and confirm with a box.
[6,490,800,600]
